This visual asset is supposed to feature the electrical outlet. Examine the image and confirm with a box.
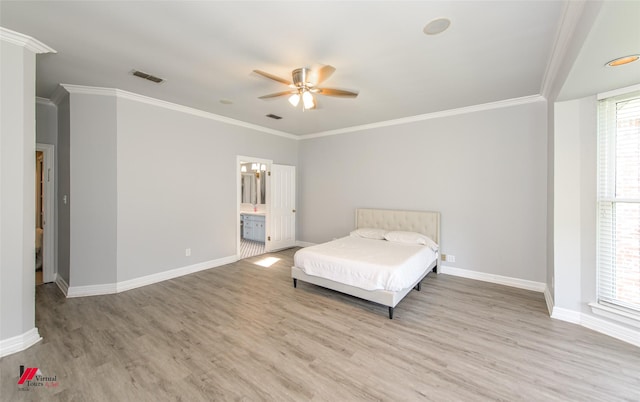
[441,254,446,261]
[448,255,456,263]
[185,248,191,257]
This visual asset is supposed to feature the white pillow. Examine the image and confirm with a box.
[350,228,388,240]
[384,231,439,251]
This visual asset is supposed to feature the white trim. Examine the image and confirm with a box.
[550,306,582,324]
[36,143,56,283]
[61,84,117,97]
[597,83,640,101]
[65,255,238,297]
[551,307,640,348]
[36,97,55,106]
[116,255,237,293]
[300,95,545,139]
[440,265,547,292]
[539,1,586,98]
[0,27,56,54]
[581,314,640,348]
[589,302,640,329]
[0,328,42,358]
[544,285,554,316]
[60,84,297,140]
[49,85,68,105]
[56,83,547,140]
[55,273,69,297]
[66,283,117,298]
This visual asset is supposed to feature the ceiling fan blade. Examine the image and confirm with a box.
[316,88,359,98]
[314,65,336,85]
[258,90,296,99]
[253,70,292,86]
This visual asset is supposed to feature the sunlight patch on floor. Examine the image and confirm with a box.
[254,257,280,267]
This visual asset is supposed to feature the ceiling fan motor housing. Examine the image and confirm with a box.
[292,68,312,87]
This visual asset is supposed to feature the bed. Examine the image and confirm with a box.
[292,208,440,319]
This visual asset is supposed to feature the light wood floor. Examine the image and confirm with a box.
[2,248,639,401]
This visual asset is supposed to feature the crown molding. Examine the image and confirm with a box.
[59,84,297,140]
[0,27,56,54]
[301,95,546,140]
[539,1,586,99]
[49,85,69,105]
[36,96,55,106]
[60,84,118,97]
[56,84,546,141]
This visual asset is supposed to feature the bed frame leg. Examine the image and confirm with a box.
[415,282,421,291]
[293,278,297,288]
[388,307,394,319]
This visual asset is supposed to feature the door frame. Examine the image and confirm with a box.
[236,155,272,258]
[36,143,56,283]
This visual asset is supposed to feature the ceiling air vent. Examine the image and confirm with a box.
[131,70,165,84]
[266,114,282,120]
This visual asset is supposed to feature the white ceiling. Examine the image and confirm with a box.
[0,1,584,136]
[557,1,640,101]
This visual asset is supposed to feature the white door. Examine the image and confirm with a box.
[268,164,296,251]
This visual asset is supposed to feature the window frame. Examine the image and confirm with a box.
[595,84,640,321]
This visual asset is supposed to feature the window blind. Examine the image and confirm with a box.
[597,89,640,313]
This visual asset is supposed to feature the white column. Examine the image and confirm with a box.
[0,28,55,357]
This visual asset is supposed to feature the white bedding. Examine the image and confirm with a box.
[294,236,437,292]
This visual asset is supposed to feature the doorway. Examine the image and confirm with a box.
[35,144,55,284]
[237,156,272,259]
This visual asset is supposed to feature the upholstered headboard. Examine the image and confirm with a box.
[355,208,440,245]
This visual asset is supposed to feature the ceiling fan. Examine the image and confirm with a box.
[253,65,358,110]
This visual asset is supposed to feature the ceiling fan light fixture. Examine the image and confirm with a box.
[288,93,300,107]
[302,90,315,109]
[255,65,357,111]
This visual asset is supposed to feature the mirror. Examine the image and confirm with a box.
[241,173,257,204]
[240,163,266,205]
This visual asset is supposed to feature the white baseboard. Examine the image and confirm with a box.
[580,314,640,348]
[67,283,117,298]
[551,306,640,348]
[0,328,42,358]
[55,274,69,296]
[116,255,237,293]
[543,285,554,316]
[440,265,547,292]
[550,306,582,324]
[65,255,238,298]
[439,266,639,348]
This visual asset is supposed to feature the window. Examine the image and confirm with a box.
[597,87,640,315]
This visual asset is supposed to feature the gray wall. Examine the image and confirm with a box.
[36,100,57,145]
[56,94,70,284]
[0,41,36,342]
[57,92,298,287]
[115,97,298,281]
[68,94,118,287]
[298,100,548,282]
